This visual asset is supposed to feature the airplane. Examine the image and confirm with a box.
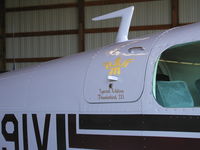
[1,6,200,150]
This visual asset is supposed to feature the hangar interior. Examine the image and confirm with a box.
[0,0,200,72]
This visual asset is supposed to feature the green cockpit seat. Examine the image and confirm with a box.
[156,81,194,107]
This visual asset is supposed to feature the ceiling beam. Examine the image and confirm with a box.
[0,0,6,71]
[6,3,77,12]
[5,0,160,12]
[6,57,60,63]
[171,0,179,27]
[4,30,78,38]
[86,0,160,6]
[1,24,172,38]
[78,0,85,52]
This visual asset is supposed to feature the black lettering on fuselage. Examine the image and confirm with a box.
[23,114,29,150]
[32,114,51,150]
[56,114,66,150]
[1,114,68,150]
[1,114,19,150]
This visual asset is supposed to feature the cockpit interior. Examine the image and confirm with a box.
[154,41,200,108]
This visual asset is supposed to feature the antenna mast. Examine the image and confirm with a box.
[92,6,134,43]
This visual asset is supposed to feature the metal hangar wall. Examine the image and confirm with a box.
[0,0,199,71]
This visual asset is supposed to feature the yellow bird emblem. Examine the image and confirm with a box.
[103,57,134,75]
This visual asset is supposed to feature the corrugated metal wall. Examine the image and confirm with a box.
[179,0,200,24]
[4,0,200,71]
[5,0,76,7]
[5,0,78,70]
[6,8,78,32]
